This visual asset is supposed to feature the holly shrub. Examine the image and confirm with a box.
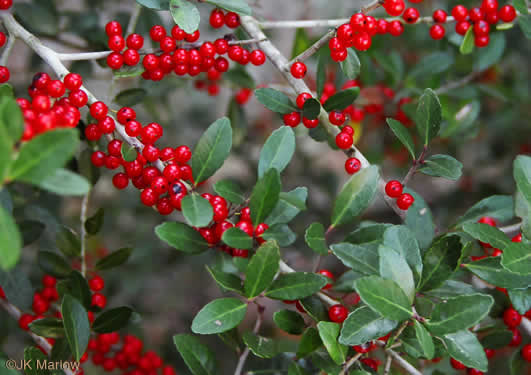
[0,0,531,374]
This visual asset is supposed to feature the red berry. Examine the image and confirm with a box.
[478,216,497,226]
[91,292,107,308]
[283,111,301,127]
[254,223,269,243]
[99,116,116,134]
[397,193,414,210]
[19,314,35,330]
[403,7,420,23]
[185,30,200,43]
[452,5,469,21]
[430,24,446,40]
[149,25,166,42]
[126,33,144,50]
[481,0,498,13]
[467,369,483,375]
[503,307,522,328]
[353,341,376,354]
[345,157,361,174]
[64,73,83,90]
[0,66,10,83]
[388,20,404,36]
[85,124,102,141]
[236,220,253,237]
[175,145,192,163]
[337,23,354,43]
[498,5,516,22]
[91,151,106,167]
[69,89,88,107]
[329,111,346,126]
[46,80,66,98]
[522,344,531,362]
[512,233,522,242]
[140,188,158,206]
[335,132,353,149]
[509,328,522,346]
[432,9,447,23]
[250,50,266,66]
[302,117,319,128]
[89,275,105,292]
[225,12,240,28]
[42,275,56,288]
[105,21,122,37]
[470,7,485,22]
[156,197,173,215]
[317,269,334,289]
[124,49,140,66]
[117,107,136,124]
[290,62,307,79]
[328,304,348,323]
[484,348,495,359]
[108,35,125,52]
[450,358,466,370]
[112,173,129,189]
[90,101,108,121]
[474,20,490,36]
[171,26,186,40]
[455,21,471,35]
[383,0,405,16]
[210,9,225,28]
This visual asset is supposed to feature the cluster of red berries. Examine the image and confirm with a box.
[208,8,241,29]
[16,72,86,141]
[104,20,266,96]
[0,30,10,83]
[198,204,269,258]
[384,180,415,210]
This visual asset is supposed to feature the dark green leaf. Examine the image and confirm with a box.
[454,195,514,227]
[305,223,328,255]
[481,329,513,349]
[420,235,462,291]
[0,205,21,270]
[382,225,422,283]
[170,0,200,33]
[56,271,91,309]
[254,88,298,114]
[191,298,247,334]
[425,280,478,299]
[244,241,280,298]
[474,33,506,71]
[462,222,511,249]
[331,165,379,228]
[355,275,413,321]
[115,88,147,107]
[514,155,531,204]
[29,318,65,338]
[338,306,397,346]
[297,328,322,358]
[302,98,321,120]
[323,88,360,112]
[181,194,214,228]
[273,309,306,335]
[317,322,348,365]
[518,14,531,39]
[330,242,379,276]
[502,242,531,275]
[19,220,45,247]
[113,65,145,78]
[23,346,49,375]
[222,227,253,249]
[14,3,58,36]
[95,248,133,270]
[340,49,361,79]
[332,270,364,293]
[85,208,104,235]
[404,188,435,249]
[463,257,531,289]
[136,0,169,10]
[56,226,81,257]
[61,294,90,361]
[386,118,415,159]
[250,168,281,224]
[442,330,487,372]
[378,245,415,302]
[266,187,307,226]
[191,117,233,185]
[265,272,327,300]
[205,0,251,15]
[155,222,210,253]
[413,320,434,359]
[262,224,297,246]
[345,223,392,244]
[242,332,278,358]
[213,180,245,205]
[416,88,441,146]
[288,362,309,375]
[0,266,33,309]
[206,266,243,294]
[419,154,463,180]
[50,338,71,361]
[409,52,454,78]
[508,288,531,314]
[121,143,138,163]
[0,96,23,181]
[258,127,295,178]
[291,28,311,59]
[92,307,133,333]
[173,334,217,375]
[39,169,90,196]
[309,351,342,375]
[460,27,475,54]
[38,251,71,278]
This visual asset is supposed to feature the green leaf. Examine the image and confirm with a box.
[419,154,463,180]
[371,50,404,85]
[56,271,91,309]
[266,187,307,226]
[354,275,413,321]
[13,3,58,36]
[113,65,145,78]
[85,208,104,235]
[24,346,49,375]
[378,245,415,302]
[244,241,280,298]
[250,168,281,224]
[309,351,343,375]
[474,33,506,71]
[288,362,309,375]
[514,155,531,204]
[61,294,90,361]
[340,49,361,79]
[115,88,147,107]
[136,0,170,10]
[181,194,214,228]
[331,165,379,228]
[409,52,454,78]
[206,266,243,294]
[92,307,133,333]
[338,306,397,346]
[56,225,81,257]
[305,223,328,255]
[191,298,247,334]
[9,129,79,184]
[460,27,475,54]
[0,266,33,309]
[121,143,138,163]
[0,205,21,270]
[425,279,478,299]
[213,180,245,205]
[291,28,311,59]
[516,192,531,239]
[420,235,462,291]
[508,288,531,314]
[262,224,296,246]
[19,220,45,247]
[302,98,321,120]
[442,330,488,372]
[415,88,441,146]
[462,222,511,249]
[425,294,494,335]
[386,118,415,159]
[299,296,328,322]
[0,96,23,181]
[173,334,216,375]
[222,227,252,249]
[242,332,278,358]
[38,251,71,278]
[404,189,435,249]
[317,322,348,365]
[346,223,392,244]
[258,127,296,178]
[481,329,513,349]
[323,88,360,112]
[95,247,133,270]
[50,338,71,361]
[413,321,434,359]
[297,328,322,358]
[265,272,327,300]
[455,195,514,227]
[29,318,65,338]
[273,309,306,335]
[205,0,251,15]
[191,117,233,185]
[502,242,531,275]
[382,225,422,283]
[330,242,379,276]
[463,257,531,289]
[254,88,298,114]
[170,0,200,33]
[332,270,363,293]
[38,169,90,196]
[155,222,210,254]
[518,14,531,39]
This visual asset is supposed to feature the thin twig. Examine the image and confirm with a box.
[402,145,428,187]
[80,192,90,278]
[384,354,393,375]
[339,352,363,375]
[435,71,482,95]
[57,51,112,61]
[385,349,423,375]
[0,33,15,66]
[288,29,335,65]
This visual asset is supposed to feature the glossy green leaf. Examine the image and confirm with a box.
[29,318,65,338]
[0,205,21,270]
[61,294,90,361]
[420,235,463,291]
[262,224,296,246]
[250,168,281,224]
[298,295,328,322]
[463,257,531,289]
[338,306,398,346]
[92,307,133,333]
[331,165,379,228]
[514,155,531,204]
[305,223,328,255]
[462,222,511,249]
[508,288,531,315]
[38,251,71,278]
[0,266,33,309]
[518,14,531,39]
[182,194,214,228]
[442,330,487,372]
[213,180,245,204]
[56,271,91,309]
[378,245,415,302]
[413,320,434,359]
[95,248,133,270]
[454,195,514,227]
[386,118,415,159]
[273,309,306,335]
[244,241,280,298]
[85,208,104,235]
[121,143,138,162]
[502,242,531,275]
[242,332,278,358]
[170,0,200,33]
[345,223,392,244]
[404,189,435,249]
[297,327,322,358]
[382,225,422,283]
[323,88,360,112]
[191,298,247,334]
[355,275,413,321]
[317,322,348,365]
[56,225,81,257]
[0,96,23,181]
[474,33,506,72]
[19,220,45,247]
[332,270,364,293]
[266,187,307,226]
[222,227,253,249]
[460,27,475,54]
[481,329,513,349]
[302,98,321,120]
[191,117,233,184]
[258,127,295,178]
[173,334,216,375]
[254,88,298,114]
[425,279,478,298]
[206,266,243,294]
[330,242,379,276]
[419,154,463,180]
[205,0,251,15]
[155,222,210,254]
[340,49,361,79]
[415,88,441,146]
[426,294,493,335]
[265,272,327,300]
